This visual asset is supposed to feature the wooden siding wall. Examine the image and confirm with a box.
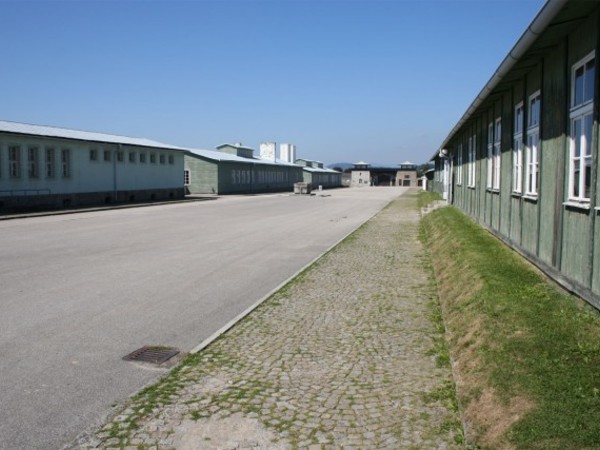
[434,7,600,309]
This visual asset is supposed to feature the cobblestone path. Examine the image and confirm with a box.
[77,194,461,450]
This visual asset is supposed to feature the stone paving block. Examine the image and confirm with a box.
[76,195,462,449]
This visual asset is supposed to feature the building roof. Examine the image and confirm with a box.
[302,166,340,174]
[216,143,255,152]
[0,119,183,151]
[433,0,592,159]
[186,148,301,167]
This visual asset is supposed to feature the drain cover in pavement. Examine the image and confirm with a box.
[123,346,180,365]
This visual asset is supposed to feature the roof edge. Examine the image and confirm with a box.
[432,0,569,160]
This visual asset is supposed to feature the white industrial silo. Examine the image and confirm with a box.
[260,142,276,161]
[280,143,296,163]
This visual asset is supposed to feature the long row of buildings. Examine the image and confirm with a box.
[430,0,600,308]
[0,120,342,212]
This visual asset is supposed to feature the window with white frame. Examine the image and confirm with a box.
[569,51,595,202]
[456,143,463,185]
[487,122,494,188]
[525,91,541,196]
[513,102,524,193]
[61,149,70,178]
[486,119,502,190]
[184,169,190,186]
[8,145,20,178]
[468,135,476,187]
[46,147,55,178]
[28,147,39,178]
[493,118,501,189]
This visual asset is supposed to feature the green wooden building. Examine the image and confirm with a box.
[184,144,303,195]
[294,159,343,189]
[432,0,600,309]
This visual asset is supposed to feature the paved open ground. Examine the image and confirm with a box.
[0,187,404,450]
[75,192,460,449]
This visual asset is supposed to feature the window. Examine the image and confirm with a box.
[467,135,476,188]
[46,148,55,178]
[493,119,501,190]
[513,102,524,193]
[150,153,156,164]
[28,147,39,178]
[139,152,146,163]
[456,144,463,185]
[129,152,136,163]
[569,52,595,202]
[159,154,166,164]
[89,148,98,161]
[168,154,174,164]
[61,149,70,178]
[525,91,541,196]
[103,150,111,162]
[184,169,190,185]
[9,145,21,178]
[116,151,124,162]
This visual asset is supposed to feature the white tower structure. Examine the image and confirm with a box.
[260,142,276,161]
[280,143,296,163]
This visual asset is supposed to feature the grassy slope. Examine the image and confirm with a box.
[420,204,600,449]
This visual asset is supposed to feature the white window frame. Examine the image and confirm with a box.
[487,119,501,190]
[568,51,595,204]
[513,102,524,194]
[487,122,493,188]
[456,143,463,185]
[493,118,501,190]
[184,169,191,186]
[525,91,541,197]
[467,135,476,188]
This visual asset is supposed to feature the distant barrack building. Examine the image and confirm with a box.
[0,120,185,212]
[294,159,342,189]
[184,143,303,195]
[350,161,418,187]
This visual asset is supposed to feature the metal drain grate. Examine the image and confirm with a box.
[123,346,180,365]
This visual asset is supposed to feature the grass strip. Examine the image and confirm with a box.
[420,203,600,449]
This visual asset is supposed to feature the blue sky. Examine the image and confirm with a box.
[1,0,545,165]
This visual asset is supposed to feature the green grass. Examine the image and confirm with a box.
[421,206,600,449]
[415,190,442,208]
